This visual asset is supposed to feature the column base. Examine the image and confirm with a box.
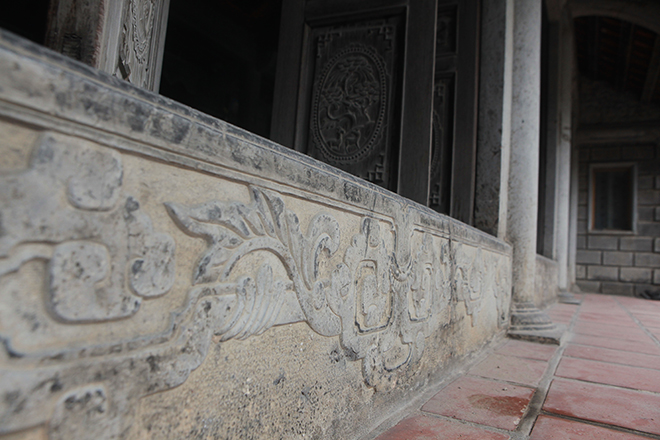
[558,290,581,305]
[507,302,566,345]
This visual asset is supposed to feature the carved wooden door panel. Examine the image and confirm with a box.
[271,0,436,203]
[303,17,403,188]
[429,0,480,222]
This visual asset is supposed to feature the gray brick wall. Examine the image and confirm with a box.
[575,143,660,296]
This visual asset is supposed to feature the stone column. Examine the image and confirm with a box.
[555,11,581,304]
[506,0,565,343]
[567,141,581,291]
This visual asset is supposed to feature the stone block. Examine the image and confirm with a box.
[638,222,660,236]
[622,145,655,160]
[576,250,601,264]
[587,266,619,281]
[577,235,587,250]
[578,220,587,234]
[603,251,633,266]
[590,147,621,161]
[654,270,660,285]
[620,237,653,252]
[577,206,587,221]
[587,236,618,250]
[638,175,654,190]
[656,207,660,222]
[576,265,586,279]
[601,282,634,296]
[655,176,660,190]
[638,207,655,222]
[620,267,653,283]
[655,238,660,253]
[635,252,660,267]
[638,190,660,205]
[576,281,601,293]
[578,191,588,205]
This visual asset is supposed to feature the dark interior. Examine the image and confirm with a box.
[159,0,283,139]
[0,1,51,44]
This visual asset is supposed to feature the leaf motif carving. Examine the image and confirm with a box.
[165,186,342,338]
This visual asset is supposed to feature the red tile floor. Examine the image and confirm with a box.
[371,293,660,440]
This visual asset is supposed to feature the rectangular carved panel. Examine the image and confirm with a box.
[429,75,454,213]
[304,16,404,190]
[429,5,458,213]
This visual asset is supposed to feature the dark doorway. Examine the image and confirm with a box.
[0,1,50,44]
[159,0,283,139]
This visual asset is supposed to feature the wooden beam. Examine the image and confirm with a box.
[397,0,438,206]
[641,36,660,102]
[621,24,636,91]
[614,21,632,90]
[588,16,599,79]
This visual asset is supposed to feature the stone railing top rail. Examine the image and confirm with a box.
[0,29,507,255]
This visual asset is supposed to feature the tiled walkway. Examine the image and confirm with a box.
[372,294,660,440]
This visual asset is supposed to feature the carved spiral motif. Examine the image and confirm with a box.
[312,44,387,163]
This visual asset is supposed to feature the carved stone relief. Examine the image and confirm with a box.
[167,190,452,391]
[0,35,513,438]
[454,243,485,327]
[0,133,175,322]
[0,141,508,438]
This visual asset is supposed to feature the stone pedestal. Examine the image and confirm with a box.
[505,0,565,343]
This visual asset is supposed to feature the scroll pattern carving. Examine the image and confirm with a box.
[0,133,175,322]
[454,243,485,326]
[168,194,455,391]
[0,177,508,438]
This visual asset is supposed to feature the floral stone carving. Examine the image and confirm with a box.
[168,189,453,391]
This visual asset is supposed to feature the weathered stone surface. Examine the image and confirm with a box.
[587,266,618,281]
[0,32,512,439]
[587,236,619,250]
[576,250,601,264]
[602,251,633,266]
[620,237,653,252]
[620,267,653,283]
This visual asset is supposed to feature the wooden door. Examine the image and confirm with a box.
[271,0,479,218]
[430,0,480,222]
[271,0,436,205]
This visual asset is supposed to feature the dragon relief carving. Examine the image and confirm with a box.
[312,43,387,164]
